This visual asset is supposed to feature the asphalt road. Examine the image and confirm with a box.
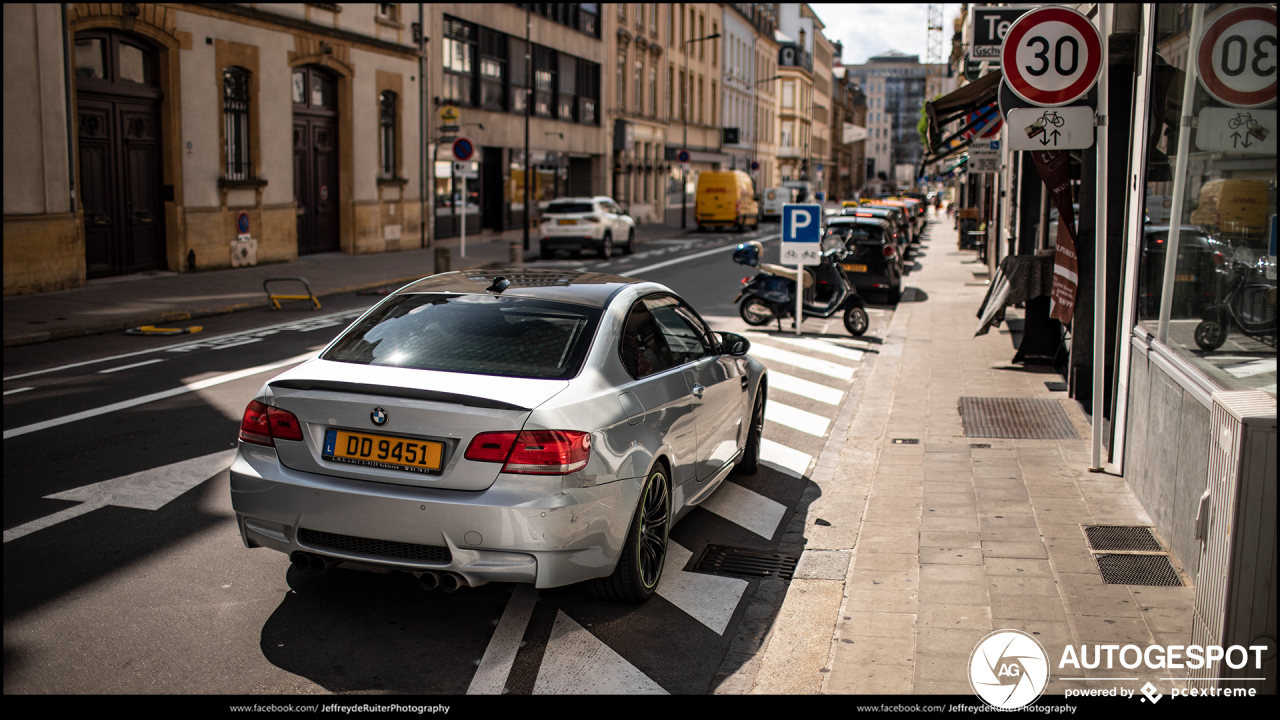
[2,223,897,695]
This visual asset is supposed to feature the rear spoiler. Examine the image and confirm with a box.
[268,379,531,412]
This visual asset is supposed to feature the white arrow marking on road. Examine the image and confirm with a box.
[768,371,844,406]
[746,343,855,380]
[533,610,667,694]
[2,449,236,543]
[760,438,813,478]
[699,480,789,540]
[3,351,315,439]
[656,541,748,635]
[765,401,831,437]
[468,584,539,695]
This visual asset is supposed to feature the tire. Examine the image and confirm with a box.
[624,228,636,255]
[1194,319,1227,351]
[589,466,670,602]
[599,233,613,259]
[540,245,553,260]
[740,297,774,326]
[844,303,869,336]
[735,387,765,476]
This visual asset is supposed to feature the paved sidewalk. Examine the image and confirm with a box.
[749,210,1196,696]
[3,222,693,347]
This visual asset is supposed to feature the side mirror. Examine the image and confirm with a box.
[719,332,751,356]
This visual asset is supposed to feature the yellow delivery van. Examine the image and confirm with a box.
[696,170,759,232]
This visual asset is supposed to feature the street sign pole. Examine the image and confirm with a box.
[781,203,822,335]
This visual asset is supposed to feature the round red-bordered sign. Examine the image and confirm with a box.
[451,136,475,162]
[1001,6,1103,107]
[1197,5,1278,109]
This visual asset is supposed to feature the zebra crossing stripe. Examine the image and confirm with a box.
[759,438,813,478]
[747,343,854,381]
[768,371,844,406]
[764,401,830,437]
[533,610,667,694]
[699,480,788,539]
[757,335,865,362]
[656,541,748,634]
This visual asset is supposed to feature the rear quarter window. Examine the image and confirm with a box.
[827,224,883,244]
[546,203,595,214]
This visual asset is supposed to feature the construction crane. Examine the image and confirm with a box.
[926,3,945,98]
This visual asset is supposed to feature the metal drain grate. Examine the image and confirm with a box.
[298,528,452,563]
[1095,554,1183,586]
[958,397,1081,439]
[1085,526,1163,552]
[892,438,920,445]
[696,545,800,581]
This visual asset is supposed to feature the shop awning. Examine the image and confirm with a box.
[941,155,969,176]
[922,70,1003,165]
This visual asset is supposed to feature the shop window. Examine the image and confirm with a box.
[223,66,251,181]
[1134,3,1276,392]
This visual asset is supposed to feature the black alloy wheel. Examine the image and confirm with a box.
[735,388,765,475]
[590,467,670,602]
[624,228,636,255]
[600,233,613,259]
[740,297,774,326]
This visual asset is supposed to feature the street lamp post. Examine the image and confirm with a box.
[682,31,720,230]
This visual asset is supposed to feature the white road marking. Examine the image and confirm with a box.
[3,449,236,543]
[758,335,865,362]
[2,308,365,382]
[3,351,315,440]
[98,358,166,374]
[467,584,539,695]
[626,242,744,275]
[764,401,831,437]
[1222,359,1276,379]
[746,343,855,380]
[700,480,789,540]
[533,610,667,694]
[3,387,34,396]
[760,438,813,478]
[655,541,748,635]
[767,372,843,406]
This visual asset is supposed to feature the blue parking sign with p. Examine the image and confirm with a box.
[781,203,822,265]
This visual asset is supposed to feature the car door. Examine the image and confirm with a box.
[643,295,746,484]
[619,298,699,486]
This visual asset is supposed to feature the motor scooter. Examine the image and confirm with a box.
[1194,253,1277,351]
[732,240,870,336]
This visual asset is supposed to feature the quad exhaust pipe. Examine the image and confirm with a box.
[418,571,441,591]
[419,571,470,592]
[289,551,338,575]
[290,552,471,590]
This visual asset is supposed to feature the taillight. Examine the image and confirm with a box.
[742,276,752,285]
[1212,251,1225,265]
[883,245,897,258]
[465,430,591,475]
[239,400,303,445]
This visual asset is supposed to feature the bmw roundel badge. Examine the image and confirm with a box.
[371,407,388,426]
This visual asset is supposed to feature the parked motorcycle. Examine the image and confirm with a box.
[732,240,870,336]
[1194,253,1277,351]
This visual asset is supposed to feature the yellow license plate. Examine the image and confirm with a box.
[842,263,868,273]
[1175,273,1195,282]
[558,219,577,225]
[323,429,444,474]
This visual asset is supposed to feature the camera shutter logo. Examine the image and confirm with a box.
[969,630,1049,709]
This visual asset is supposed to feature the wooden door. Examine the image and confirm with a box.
[292,67,339,255]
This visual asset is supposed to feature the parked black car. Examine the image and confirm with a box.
[841,206,909,256]
[825,216,903,303]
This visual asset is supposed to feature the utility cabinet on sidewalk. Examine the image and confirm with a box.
[1190,391,1276,692]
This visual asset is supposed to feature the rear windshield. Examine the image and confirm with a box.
[546,202,595,214]
[323,294,601,380]
[826,224,884,244]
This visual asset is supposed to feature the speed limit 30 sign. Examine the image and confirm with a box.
[1197,5,1277,108]
[1001,6,1103,107]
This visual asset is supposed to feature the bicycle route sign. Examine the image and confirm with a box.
[1006,106,1096,150]
[781,204,822,265]
[1196,5,1277,109]
[1001,6,1103,107]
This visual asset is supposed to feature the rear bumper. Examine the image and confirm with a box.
[230,443,641,589]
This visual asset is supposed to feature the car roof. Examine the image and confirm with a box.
[827,216,891,229]
[396,268,644,308]
[546,197,602,204]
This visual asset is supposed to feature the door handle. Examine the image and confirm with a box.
[691,383,705,399]
[91,216,109,225]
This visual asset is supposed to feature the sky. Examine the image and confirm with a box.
[813,3,963,66]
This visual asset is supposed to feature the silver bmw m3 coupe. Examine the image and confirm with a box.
[231,269,767,602]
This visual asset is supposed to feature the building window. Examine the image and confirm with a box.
[617,46,627,112]
[442,17,475,105]
[697,77,703,124]
[379,90,397,178]
[634,56,644,114]
[578,4,599,37]
[679,71,686,121]
[223,66,251,180]
[558,52,577,121]
[637,4,645,29]
[618,4,625,21]
[576,58,600,125]
[711,22,717,66]
[782,81,795,109]
[511,37,528,115]
[649,63,657,118]
[698,14,705,59]
[479,28,507,111]
[376,4,398,22]
[534,45,555,117]
[781,120,794,147]
[651,4,657,34]
[710,80,716,126]
[668,6,674,48]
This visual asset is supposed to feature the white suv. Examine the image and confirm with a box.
[539,197,636,260]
